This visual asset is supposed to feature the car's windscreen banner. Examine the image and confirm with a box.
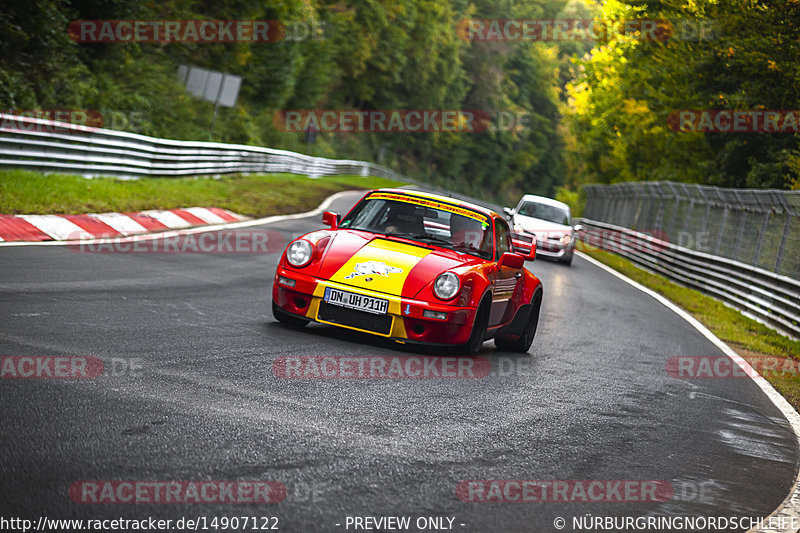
[367,192,489,224]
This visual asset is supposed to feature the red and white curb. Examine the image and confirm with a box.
[0,190,360,248]
[0,208,248,243]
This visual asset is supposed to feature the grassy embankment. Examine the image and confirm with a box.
[0,169,406,217]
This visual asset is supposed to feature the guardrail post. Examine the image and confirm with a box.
[653,182,665,233]
[775,213,792,274]
[698,188,712,252]
[773,193,795,276]
[714,204,729,257]
[752,211,771,267]
[601,188,611,222]
[665,182,681,242]
[622,184,635,227]
[680,185,695,247]
[730,191,747,261]
[632,184,644,229]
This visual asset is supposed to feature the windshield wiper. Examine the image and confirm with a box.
[408,234,453,246]
[382,232,491,258]
[382,232,433,241]
[384,232,457,247]
[452,244,492,259]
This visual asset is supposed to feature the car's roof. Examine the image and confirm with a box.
[518,194,570,211]
[373,188,498,218]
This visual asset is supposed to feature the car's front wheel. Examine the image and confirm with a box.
[463,299,491,354]
[272,302,310,327]
[495,290,542,353]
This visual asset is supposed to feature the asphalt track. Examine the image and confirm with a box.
[1,190,798,532]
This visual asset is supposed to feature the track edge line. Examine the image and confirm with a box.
[576,250,800,533]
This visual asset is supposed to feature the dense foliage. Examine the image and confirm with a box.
[1,0,796,208]
[564,0,800,192]
[1,0,592,202]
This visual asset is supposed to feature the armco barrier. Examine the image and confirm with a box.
[579,218,800,339]
[583,181,800,280]
[0,113,408,181]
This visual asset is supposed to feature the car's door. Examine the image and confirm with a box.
[488,218,522,326]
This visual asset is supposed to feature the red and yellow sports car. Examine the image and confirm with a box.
[272,189,543,353]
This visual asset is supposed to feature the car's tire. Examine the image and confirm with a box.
[272,302,310,327]
[463,299,491,355]
[561,253,573,266]
[494,291,542,353]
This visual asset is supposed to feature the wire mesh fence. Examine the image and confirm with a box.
[583,182,800,280]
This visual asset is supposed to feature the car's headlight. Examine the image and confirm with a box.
[434,272,460,300]
[286,240,313,267]
[560,234,571,245]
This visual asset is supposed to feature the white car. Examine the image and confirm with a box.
[504,195,582,266]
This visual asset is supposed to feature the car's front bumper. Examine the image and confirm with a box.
[273,266,477,346]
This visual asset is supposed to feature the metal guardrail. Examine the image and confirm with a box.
[584,181,800,280]
[0,113,409,182]
[578,218,800,339]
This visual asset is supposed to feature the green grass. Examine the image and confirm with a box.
[0,169,407,217]
[580,245,800,410]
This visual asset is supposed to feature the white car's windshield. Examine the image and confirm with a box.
[518,201,571,225]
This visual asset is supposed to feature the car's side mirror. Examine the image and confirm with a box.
[322,211,339,230]
[498,251,525,269]
[573,223,585,233]
[503,207,514,219]
[511,232,536,261]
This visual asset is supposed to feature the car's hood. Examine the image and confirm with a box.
[513,214,572,236]
[316,230,481,298]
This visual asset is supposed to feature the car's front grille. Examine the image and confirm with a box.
[317,302,393,335]
[537,239,562,251]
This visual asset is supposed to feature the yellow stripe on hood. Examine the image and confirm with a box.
[330,239,431,296]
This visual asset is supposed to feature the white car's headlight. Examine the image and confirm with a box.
[434,272,460,300]
[286,240,313,267]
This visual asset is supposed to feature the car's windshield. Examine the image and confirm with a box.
[518,201,571,225]
[339,194,493,259]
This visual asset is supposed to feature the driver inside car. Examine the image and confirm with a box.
[450,214,489,253]
[382,202,424,235]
